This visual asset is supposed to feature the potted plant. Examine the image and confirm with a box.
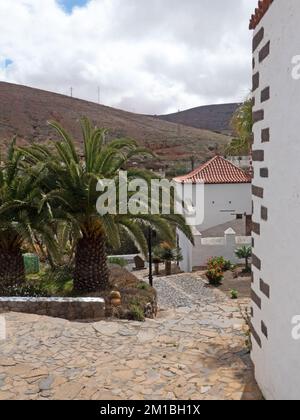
[153,246,162,276]
[153,242,176,276]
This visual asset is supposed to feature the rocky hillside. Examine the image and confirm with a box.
[0,82,231,171]
[159,103,240,135]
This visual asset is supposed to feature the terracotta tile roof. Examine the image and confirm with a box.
[174,155,252,185]
[249,0,274,30]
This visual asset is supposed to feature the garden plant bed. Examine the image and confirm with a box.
[217,268,252,299]
[0,266,157,322]
[85,266,157,321]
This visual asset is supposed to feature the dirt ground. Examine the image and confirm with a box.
[218,269,252,299]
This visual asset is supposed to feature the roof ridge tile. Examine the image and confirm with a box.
[174,155,251,185]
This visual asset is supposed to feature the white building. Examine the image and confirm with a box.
[250,0,300,400]
[226,155,252,170]
[174,155,252,272]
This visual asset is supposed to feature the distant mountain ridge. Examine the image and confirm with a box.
[0,82,231,170]
[158,103,240,135]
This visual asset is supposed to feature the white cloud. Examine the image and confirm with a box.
[0,0,258,114]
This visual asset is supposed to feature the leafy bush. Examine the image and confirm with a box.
[137,282,150,291]
[43,266,73,283]
[231,289,238,300]
[26,266,74,296]
[0,282,48,297]
[128,303,145,322]
[207,256,232,271]
[108,257,127,268]
[206,267,224,286]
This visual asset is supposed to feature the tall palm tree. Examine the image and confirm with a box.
[226,98,253,156]
[21,118,193,292]
[0,138,55,285]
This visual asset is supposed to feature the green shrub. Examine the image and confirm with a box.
[231,289,239,300]
[128,304,145,322]
[222,259,232,271]
[207,256,232,271]
[27,266,73,296]
[137,282,150,291]
[0,282,48,297]
[108,257,127,267]
[206,267,224,286]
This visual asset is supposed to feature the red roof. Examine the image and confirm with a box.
[249,0,274,30]
[174,156,252,185]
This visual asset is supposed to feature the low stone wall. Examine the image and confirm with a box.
[180,228,252,272]
[0,297,105,321]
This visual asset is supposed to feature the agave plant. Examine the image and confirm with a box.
[47,221,79,269]
[0,138,56,285]
[21,118,193,292]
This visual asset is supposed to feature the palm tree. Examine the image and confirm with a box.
[0,139,55,285]
[225,137,249,156]
[235,246,252,272]
[21,118,193,292]
[226,99,253,156]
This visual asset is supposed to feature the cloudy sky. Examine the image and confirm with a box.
[0,0,258,114]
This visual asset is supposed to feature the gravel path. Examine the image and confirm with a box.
[135,270,222,309]
[154,274,220,308]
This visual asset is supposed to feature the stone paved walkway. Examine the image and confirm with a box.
[0,273,262,400]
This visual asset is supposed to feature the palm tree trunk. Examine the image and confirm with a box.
[74,232,109,292]
[165,261,172,276]
[0,248,25,286]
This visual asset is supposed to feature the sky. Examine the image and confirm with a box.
[0,0,258,114]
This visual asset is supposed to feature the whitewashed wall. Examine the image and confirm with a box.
[226,156,251,169]
[198,183,252,231]
[179,228,251,272]
[251,0,300,400]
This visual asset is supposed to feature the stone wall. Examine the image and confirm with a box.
[0,297,105,321]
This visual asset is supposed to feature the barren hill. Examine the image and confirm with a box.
[0,82,231,170]
[159,103,240,135]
